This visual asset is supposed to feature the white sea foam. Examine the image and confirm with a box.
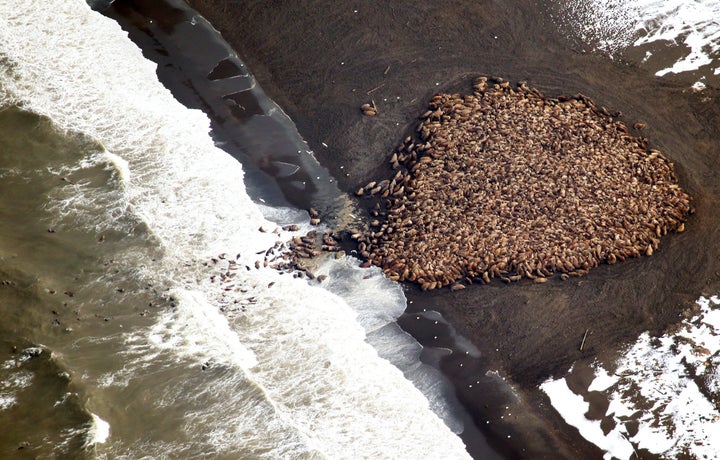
[0,395,14,411]
[85,413,110,446]
[146,290,259,369]
[542,295,720,459]
[0,1,469,457]
[0,365,33,411]
[554,0,720,80]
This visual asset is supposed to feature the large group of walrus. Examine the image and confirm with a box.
[351,77,692,290]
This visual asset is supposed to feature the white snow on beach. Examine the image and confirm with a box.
[542,295,720,459]
[555,0,720,81]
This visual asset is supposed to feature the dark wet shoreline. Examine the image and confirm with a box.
[103,0,353,216]
[106,0,720,458]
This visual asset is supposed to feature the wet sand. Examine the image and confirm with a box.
[117,0,720,457]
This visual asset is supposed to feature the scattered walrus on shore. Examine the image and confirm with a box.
[353,77,693,290]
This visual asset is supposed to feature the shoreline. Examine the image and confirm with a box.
[111,0,720,458]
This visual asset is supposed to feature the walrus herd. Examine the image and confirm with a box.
[352,77,693,290]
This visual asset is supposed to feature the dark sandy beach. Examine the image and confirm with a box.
[110,0,720,457]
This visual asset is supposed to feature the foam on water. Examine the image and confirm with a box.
[542,295,720,459]
[145,290,259,369]
[43,149,140,237]
[0,361,32,411]
[0,0,469,457]
[85,413,110,446]
[553,0,720,84]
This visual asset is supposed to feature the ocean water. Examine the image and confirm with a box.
[0,1,474,458]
